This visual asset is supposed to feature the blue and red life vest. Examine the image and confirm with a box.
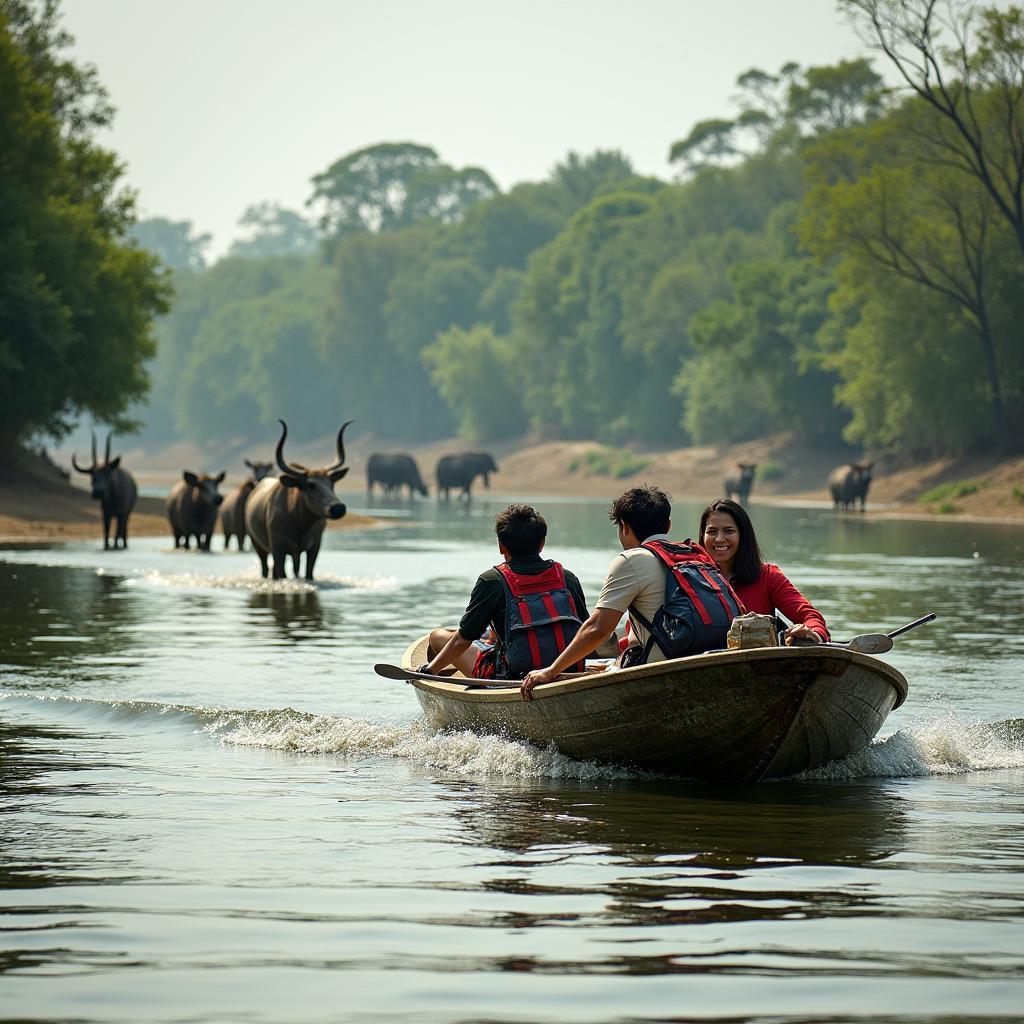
[626,539,744,663]
[472,560,584,679]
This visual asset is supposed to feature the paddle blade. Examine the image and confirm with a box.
[845,633,893,655]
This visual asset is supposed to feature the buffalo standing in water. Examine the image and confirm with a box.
[245,420,351,580]
[220,460,274,550]
[71,432,138,549]
[724,463,757,504]
[436,452,498,500]
[829,463,874,511]
[366,453,428,498]
[166,471,226,550]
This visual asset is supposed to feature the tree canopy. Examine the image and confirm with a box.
[0,0,168,452]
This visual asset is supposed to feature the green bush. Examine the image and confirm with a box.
[759,460,785,481]
[1013,485,1024,503]
[581,446,651,479]
[936,502,960,515]
[918,480,978,504]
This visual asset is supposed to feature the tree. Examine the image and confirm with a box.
[804,97,1022,450]
[131,217,210,272]
[0,1,168,452]
[842,0,1024,261]
[308,142,498,244]
[228,202,318,259]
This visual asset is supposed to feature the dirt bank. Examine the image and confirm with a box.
[0,451,376,544]
[14,435,1024,540]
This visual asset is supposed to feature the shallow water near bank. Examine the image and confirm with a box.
[2,498,1023,1023]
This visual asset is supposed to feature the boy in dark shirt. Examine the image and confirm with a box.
[423,504,589,678]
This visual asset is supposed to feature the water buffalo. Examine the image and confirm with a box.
[829,463,874,511]
[367,453,428,498]
[71,432,138,549]
[221,460,274,550]
[245,419,351,580]
[166,470,226,550]
[436,452,498,500]
[724,463,757,504]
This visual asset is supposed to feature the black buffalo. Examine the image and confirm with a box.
[829,463,874,512]
[71,432,138,549]
[724,463,757,504]
[166,471,226,550]
[367,453,428,498]
[221,460,274,550]
[244,419,351,580]
[436,452,498,500]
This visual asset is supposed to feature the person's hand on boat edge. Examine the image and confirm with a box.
[783,623,824,645]
[521,666,558,700]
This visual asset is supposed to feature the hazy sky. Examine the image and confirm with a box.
[63,0,873,260]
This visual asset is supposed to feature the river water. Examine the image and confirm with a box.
[1,498,1022,1023]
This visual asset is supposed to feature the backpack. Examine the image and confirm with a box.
[627,539,745,663]
[491,560,584,678]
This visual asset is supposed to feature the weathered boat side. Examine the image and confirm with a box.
[399,637,907,782]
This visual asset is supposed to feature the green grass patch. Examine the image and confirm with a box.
[918,480,979,504]
[935,502,960,515]
[580,447,651,479]
[758,460,785,481]
[1013,485,1024,503]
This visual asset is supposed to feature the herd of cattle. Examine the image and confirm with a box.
[70,430,874,579]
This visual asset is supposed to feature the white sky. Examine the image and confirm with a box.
[63,0,871,260]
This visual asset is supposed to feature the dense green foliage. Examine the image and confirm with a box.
[15,0,1020,460]
[0,0,168,451]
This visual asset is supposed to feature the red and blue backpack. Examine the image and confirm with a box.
[476,561,584,680]
[626,539,744,663]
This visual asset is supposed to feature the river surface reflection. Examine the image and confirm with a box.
[1,497,1022,1022]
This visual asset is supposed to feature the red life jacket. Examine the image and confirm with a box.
[627,539,745,663]
[477,560,584,679]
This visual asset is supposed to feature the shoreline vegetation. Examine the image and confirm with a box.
[3,434,1022,544]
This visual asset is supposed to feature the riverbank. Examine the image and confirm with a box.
[0,451,376,543]
[8,434,1024,540]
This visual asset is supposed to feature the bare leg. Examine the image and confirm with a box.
[428,628,480,675]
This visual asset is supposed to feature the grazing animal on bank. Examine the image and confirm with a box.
[829,463,874,512]
[724,463,757,505]
[221,460,274,550]
[367,453,428,498]
[436,452,498,501]
[71,432,138,549]
[166,470,226,550]
[245,419,352,580]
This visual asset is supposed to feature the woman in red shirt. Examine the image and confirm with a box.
[699,498,830,645]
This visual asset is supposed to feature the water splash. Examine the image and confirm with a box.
[795,713,1024,780]
[210,709,646,781]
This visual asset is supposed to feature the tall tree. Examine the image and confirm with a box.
[229,203,318,259]
[131,217,210,272]
[308,142,497,244]
[842,0,1024,260]
[0,1,168,452]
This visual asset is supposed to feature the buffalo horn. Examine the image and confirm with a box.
[71,453,88,473]
[274,419,306,480]
[328,420,353,472]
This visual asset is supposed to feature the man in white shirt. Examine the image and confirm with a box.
[520,485,673,700]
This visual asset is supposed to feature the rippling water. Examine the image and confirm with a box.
[2,498,1023,1023]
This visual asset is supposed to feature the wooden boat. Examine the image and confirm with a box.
[397,636,909,782]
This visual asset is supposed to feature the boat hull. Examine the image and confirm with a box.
[400,637,908,782]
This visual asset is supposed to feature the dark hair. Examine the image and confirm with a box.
[698,498,764,586]
[608,485,671,542]
[495,504,547,557]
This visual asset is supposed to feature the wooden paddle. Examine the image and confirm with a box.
[372,662,585,687]
[820,612,937,654]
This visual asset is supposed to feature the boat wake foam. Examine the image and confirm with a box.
[795,714,1024,781]
[3,691,1021,783]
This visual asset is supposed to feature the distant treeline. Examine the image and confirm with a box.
[4,1,1023,460]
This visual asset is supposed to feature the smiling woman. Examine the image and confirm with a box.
[699,497,830,644]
